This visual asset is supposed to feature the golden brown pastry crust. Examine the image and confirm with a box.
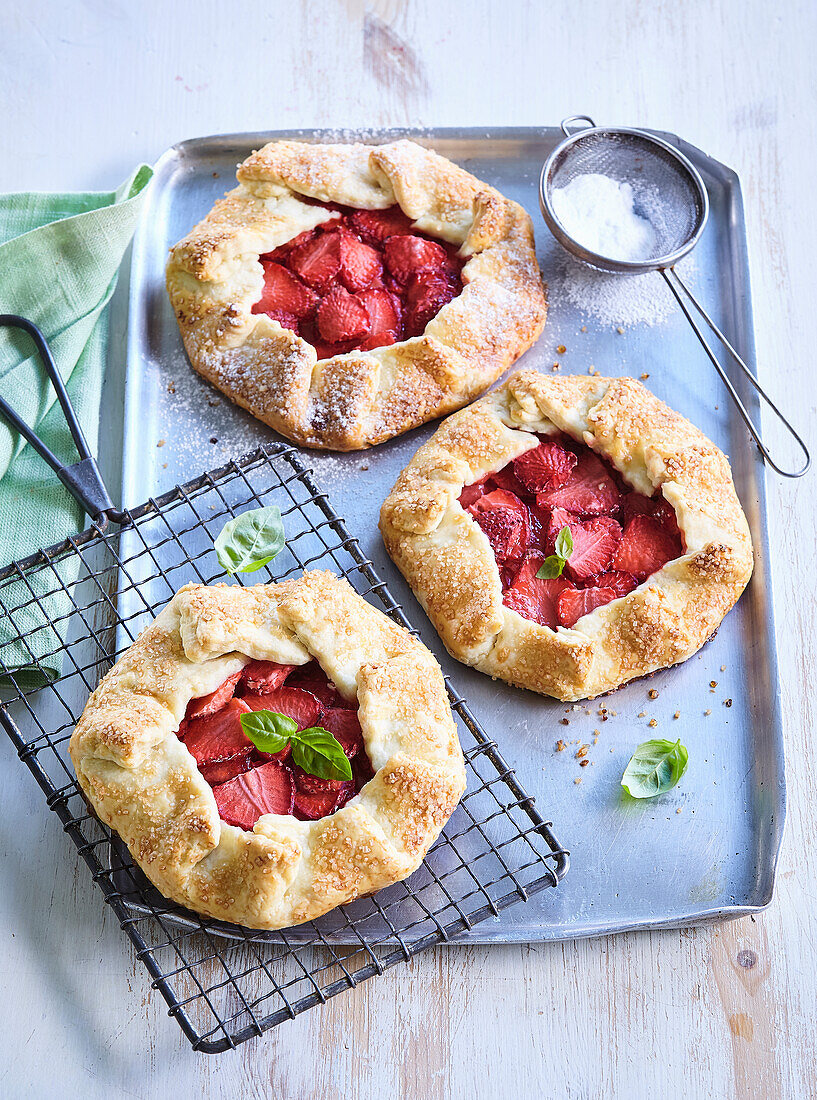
[379,371,754,701]
[166,140,547,451]
[69,572,465,929]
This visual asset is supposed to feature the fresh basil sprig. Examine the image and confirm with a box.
[239,710,352,782]
[535,525,574,579]
[621,738,689,799]
[215,506,285,575]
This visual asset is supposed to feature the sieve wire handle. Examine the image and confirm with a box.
[560,115,597,137]
[660,269,810,478]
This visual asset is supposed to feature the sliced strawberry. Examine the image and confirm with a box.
[322,708,363,760]
[289,230,343,291]
[252,261,318,319]
[240,660,296,694]
[619,491,680,538]
[537,451,621,516]
[502,551,574,629]
[358,330,398,351]
[213,761,295,829]
[185,670,243,720]
[357,288,399,336]
[201,754,253,786]
[611,515,682,579]
[242,685,323,731]
[488,464,529,499]
[339,234,382,291]
[383,235,449,284]
[262,309,301,335]
[562,516,622,582]
[316,286,371,343]
[286,663,346,708]
[595,570,639,597]
[263,228,318,263]
[292,767,345,794]
[352,751,375,789]
[349,206,414,244]
[513,442,577,493]
[403,273,457,336]
[182,698,253,767]
[539,505,575,548]
[557,586,618,628]
[468,489,530,568]
[459,477,490,509]
[293,783,353,821]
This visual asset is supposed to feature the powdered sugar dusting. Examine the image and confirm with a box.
[547,251,696,329]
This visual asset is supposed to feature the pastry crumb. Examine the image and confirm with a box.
[616,326,624,334]
[576,745,588,758]
[557,344,566,354]
[157,439,165,448]
[574,777,582,785]
[710,680,718,688]
[648,718,657,728]
[638,711,647,718]
[674,711,680,719]
[648,689,659,699]
[704,709,712,716]
[560,718,570,726]
[579,759,589,768]
[640,372,650,379]
[556,739,566,752]
[724,698,732,707]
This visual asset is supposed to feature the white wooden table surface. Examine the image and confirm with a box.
[1,1,815,1096]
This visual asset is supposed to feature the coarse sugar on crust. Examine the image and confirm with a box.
[166,139,547,451]
[70,572,465,929]
[379,371,754,701]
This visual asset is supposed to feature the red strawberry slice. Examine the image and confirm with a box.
[383,235,449,284]
[292,767,345,794]
[611,515,682,579]
[263,228,318,263]
[339,234,382,291]
[293,782,354,821]
[316,286,371,343]
[286,662,348,708]
[619,491,680,538]
[403,273,457,336]
[352,751,375,789]
[358,330,398,351]
[468,489,531,568]
[513,442,577,493]
[349,206,414,243]
[557,586,618,628]
[262,310,301,335]
[242,686,323,731]
[182,698,253,767]
[537,451,621,516]
[213,761,295,829]
[488,464,528,499]
[252,261,318,319]
[186,670,243,720]
[321,708,363,760]
[562,516,622,582]
[459,477,489,509]
[502,551,574,629]
[357,288,399,337]
[595,570,639,597]
[201,754,253,786]
[289,230,344,290]
[539,505,575,548]
[240,660,296,693]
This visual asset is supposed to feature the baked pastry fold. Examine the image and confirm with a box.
[380,371,754,701]
[70,572,465,929]
[166,139,547,450]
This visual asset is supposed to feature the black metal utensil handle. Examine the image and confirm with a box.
[0,315,117,523]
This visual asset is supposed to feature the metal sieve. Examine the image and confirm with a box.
[540,116,809,478]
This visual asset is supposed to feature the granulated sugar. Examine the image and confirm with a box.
[548,251,695,329]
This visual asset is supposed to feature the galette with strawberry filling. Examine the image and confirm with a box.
[380,371,754,702]
[70,572,465,930]
[166,139,546,450]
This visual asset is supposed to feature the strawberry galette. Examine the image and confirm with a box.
[70,573,465,929]
[380,371,753,701]
[166,139,546,450]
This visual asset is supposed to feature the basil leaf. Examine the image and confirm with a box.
[239,709,297,754]
[536,555,565,579]
[291,727,353,782]
[215,506,285,575]
[554,525,573,561]
[621,738,689,799]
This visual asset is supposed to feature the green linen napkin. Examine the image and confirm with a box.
[0,164,153,688]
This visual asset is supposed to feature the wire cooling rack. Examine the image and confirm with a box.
[0,444,567,1053]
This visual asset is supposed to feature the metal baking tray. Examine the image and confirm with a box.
[121,126,783,941]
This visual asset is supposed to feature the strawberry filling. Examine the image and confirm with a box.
[251,205,464,355]
[460,435,684,630]
[178,658,369,829]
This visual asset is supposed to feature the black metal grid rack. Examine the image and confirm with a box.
[0,445,567,1053]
